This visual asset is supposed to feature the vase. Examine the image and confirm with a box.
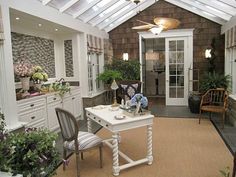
[20,77,30,93]
[35,83,42,90]
[188,93,201,114]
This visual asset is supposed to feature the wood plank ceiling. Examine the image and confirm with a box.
[39,0,236,32]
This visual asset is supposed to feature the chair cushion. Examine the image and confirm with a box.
[64,131,102,151]
[120,83,139,101]
[201,105,225,113]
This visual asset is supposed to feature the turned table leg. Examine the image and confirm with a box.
[147,125,153,165]
[112,133,120,176]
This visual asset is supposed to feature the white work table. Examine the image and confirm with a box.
[85,105,154,176]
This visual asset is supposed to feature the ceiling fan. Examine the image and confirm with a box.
[132,17,180,35]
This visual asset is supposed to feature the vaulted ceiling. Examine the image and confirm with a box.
[39,0,236,32]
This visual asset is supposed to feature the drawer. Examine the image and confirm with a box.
[18,98,46,113]
[19,107,46,123]
[26,119,46,129]
[47,95,62,104]
[86,112,110,129]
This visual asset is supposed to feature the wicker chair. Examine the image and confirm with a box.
[55,108,103,177]
[198,88,228,128]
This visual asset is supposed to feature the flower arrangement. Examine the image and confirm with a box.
[130,93,148,109]
[14,61,34,77]
[32,66,48,84]
[0,114,60,177]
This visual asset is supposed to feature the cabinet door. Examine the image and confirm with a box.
[63,96,74,114]
[73,94,81,119]
[47,101,62,131]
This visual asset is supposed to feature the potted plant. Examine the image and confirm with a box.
[200,72,230,93]
[32,66,48,90]
[97,69,123,90]
[0,112,60,177]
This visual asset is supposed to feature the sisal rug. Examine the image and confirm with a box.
[55,118,233,177]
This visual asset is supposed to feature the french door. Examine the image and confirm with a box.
[165,37,188,105]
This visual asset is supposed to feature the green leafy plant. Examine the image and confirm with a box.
[0,114,60,177]
[200,72,230,93]
[97,69,123,84]
[32,65,48,84]
[52,82,71,98]
[105,59,140,81]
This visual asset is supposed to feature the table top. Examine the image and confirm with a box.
[85,105,154,126]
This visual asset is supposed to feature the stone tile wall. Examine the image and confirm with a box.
[109,0,225,79]
[64,40,74,77]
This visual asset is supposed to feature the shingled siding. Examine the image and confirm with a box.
[109,0,225,77]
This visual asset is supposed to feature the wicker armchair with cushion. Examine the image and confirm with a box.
[198,88,228,128]
[55,108,103,177]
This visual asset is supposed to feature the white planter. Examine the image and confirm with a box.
[20,77,30,92]
[0,171,23,177]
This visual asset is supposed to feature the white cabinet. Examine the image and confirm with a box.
[17,87,82,131]
[17,97,47,129]
[46,94,63,131]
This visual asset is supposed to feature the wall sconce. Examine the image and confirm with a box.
[205,48,212,59]
[110,79,119,107]
[123,53,129,61]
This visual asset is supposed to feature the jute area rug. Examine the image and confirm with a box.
[55,118,233,177]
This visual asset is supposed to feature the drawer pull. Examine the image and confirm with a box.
[30,104,34,107]
[106,124,109,127]
[93,117,96,119]
[72,97,75,100]
[31,116,36,120]
[98,120,101,123]
[88,113,90,116]
[53,98,57,101]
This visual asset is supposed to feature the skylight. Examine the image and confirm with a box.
[117,11,134,22]
[92,0,112,11]
[99,0,126,16]
[111,5,131,18]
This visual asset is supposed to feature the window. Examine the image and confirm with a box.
[225,47,236,94]
[87,53,102,94]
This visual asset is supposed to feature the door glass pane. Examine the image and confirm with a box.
[169,52,176,63]
[177,64,184,75]
[169,87,176,98]
[177,76,184,86]
[177,87,184,98]
[169,76,176,86]
[169,41,176,51]
[177,40,184,51]
[169,64,176,75]
[177,52,184,63]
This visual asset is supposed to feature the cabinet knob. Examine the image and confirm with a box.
[72,97,75,100]
[106,124,109,127]
[53,98,57,100]
[98,120,101,122]
[31,116,36,120]
[93,117,96,119]
[30,104,34,107]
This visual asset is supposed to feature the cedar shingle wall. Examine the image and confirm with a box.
[108,0,225,76]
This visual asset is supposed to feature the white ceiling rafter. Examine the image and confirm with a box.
[84,0,120,23]
[59,0,80,13]
[42,0,53,6]
[99,0,147,30]
[91,1,131,27]
[196,0,236,16]
[105,0,156,32]
[164,0,226,25]
[73,0,101,19]
[179,0,231,21]
[217,0,236,8]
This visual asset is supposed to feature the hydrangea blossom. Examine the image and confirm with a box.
[130,93,148,109]
[14,61,34,77]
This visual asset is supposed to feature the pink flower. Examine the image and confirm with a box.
[14,61,34,77]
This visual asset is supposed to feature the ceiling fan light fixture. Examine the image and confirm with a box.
[150,26,163,35]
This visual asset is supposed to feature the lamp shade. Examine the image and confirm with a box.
[149,26,163,35]
[111,80,119,90]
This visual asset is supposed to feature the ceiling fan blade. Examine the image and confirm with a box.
[153,17,180,30]
[132,24,155,30]
[136,19,155,26]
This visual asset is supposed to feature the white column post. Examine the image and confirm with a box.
[0,1,22,130]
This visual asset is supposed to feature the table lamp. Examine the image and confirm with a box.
[111,79,119,107]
